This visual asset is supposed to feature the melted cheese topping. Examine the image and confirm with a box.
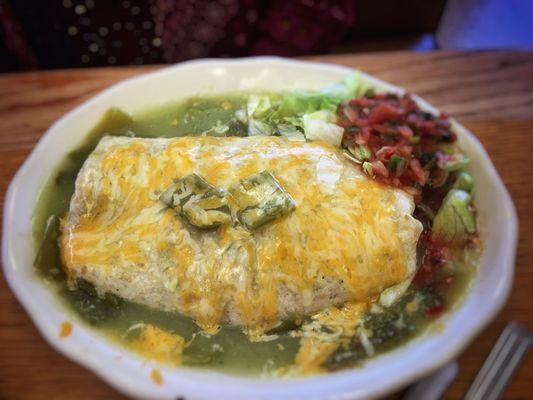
[290,302,366,374]
[126,324,185,364]
[61,136,421,333]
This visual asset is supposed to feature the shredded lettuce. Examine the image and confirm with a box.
[438,153,470,172]
[362,161,374,176]
[248,120,275,136]
[344,144,371,163]
[452,172,474,193]
[320,71,367,101]
[281,116,304,130]
[236,72,369,145]
[201,120,230,137]
[380,278,413,307]
[431,189,476,245]
[235,108,247,123]
[269,91,339,120]
[247,95,273,119]
[302,110,344,146]
[276,124,306,141]
[268,72,366,120]
[303,109,336,123]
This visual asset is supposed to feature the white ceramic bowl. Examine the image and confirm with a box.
[2,57,518,400]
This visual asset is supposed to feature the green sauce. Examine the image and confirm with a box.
[32,93,478,376]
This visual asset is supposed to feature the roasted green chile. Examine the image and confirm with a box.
[160,173,232,229]
[231,170,296,230]
[160,171,296,231]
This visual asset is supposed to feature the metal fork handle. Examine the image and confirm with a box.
[464,321,532,400]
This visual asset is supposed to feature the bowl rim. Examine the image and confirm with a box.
[2,56,518,400]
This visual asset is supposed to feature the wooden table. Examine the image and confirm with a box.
[0,51,532,399]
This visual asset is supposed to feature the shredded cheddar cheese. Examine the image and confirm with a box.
[59,321,73,338]
[150,368,163,385]
[127,324,185,365]
[290,302,367,374]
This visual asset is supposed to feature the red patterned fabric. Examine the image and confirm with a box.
[151,0,356,62]
[252,0,356,56]
[0,0,356,70]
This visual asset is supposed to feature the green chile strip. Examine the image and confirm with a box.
[160,173,231,229]
[160,171,296,231]
[231,170,296,230]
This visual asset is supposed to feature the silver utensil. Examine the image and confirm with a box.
[464,321,532,400]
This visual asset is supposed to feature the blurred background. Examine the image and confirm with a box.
[0,0,532,73]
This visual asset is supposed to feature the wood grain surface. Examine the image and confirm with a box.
[0,51,532,400]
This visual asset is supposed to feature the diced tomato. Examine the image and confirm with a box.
[371,160,389,177]
[372,124,390,135]
[368,103,404,124]
[425,304,446,318]
[403,185,422,197]
[398,125,413,139]
[337,93,459,197]
[349,97,374,108]
[419,120,437,133]
[409,159,428,185]
[396,144,413,158]
[375,146,395,160]
[342,106,358,123]
[358,127,371,144]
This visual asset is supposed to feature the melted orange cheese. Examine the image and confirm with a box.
[61,136,421,333]
[290,302,367,374]
[126,324,185,365]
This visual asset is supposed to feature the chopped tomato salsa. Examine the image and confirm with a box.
[338,93,458,200]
